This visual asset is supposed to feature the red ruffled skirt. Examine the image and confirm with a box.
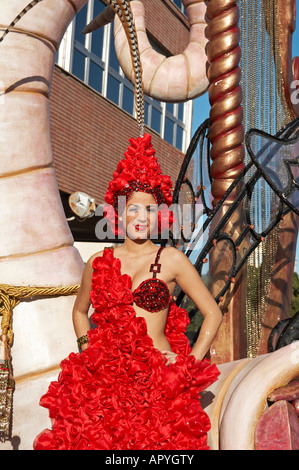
[34,248,219,450]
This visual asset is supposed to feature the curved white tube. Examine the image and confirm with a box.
[0,0,87,449]
[0,0,86,286]
[219,341,299,450]
[114,0,209,101]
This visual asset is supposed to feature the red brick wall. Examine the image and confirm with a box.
[141,0,189,55]
[50,66,185,205]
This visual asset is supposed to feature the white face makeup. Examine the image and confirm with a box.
[119,192,158,240]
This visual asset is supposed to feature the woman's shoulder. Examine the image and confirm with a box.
[162,246,191,271]
[163,246,187,261]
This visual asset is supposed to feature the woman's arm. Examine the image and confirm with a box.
[169,248,223,361]
[72,253,100,351]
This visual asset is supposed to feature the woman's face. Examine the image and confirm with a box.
[120,191,158,240]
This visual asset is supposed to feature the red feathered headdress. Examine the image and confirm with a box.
[104,134,174,237]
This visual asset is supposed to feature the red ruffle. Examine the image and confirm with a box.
[34,248,219,450]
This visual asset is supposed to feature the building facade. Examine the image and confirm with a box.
[50,0,193,243]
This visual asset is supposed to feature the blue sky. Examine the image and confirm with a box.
[191,3,299,270]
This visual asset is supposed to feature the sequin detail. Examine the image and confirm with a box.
[132,246,171,313]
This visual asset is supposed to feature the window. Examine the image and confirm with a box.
[72,49,86,81]
[164,117,174,145]
[108,25,120,72]
[107,74,120,105]
[122,85,134,115]
[89,60,103,94]
[150,99,163,135]
[57,0,191,152]
[172,0,182,9]
[164,102,185,147]
[71,1,106,93]
[171,0,186,15]
[74,3,87,47]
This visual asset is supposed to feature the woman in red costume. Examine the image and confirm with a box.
[34,133,223,450]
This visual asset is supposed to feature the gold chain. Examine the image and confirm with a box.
[238,0,290,357]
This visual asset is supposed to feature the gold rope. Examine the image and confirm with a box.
[0,283,79,439]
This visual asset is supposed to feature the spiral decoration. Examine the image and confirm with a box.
[206,0,245,205]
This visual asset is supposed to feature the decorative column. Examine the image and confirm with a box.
[206,0,247,363]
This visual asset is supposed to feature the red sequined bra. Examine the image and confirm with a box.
[132,246,171,313]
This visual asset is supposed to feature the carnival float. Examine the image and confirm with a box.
[0,0,298,450]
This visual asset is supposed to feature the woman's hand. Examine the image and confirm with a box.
[161,350,177,366]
